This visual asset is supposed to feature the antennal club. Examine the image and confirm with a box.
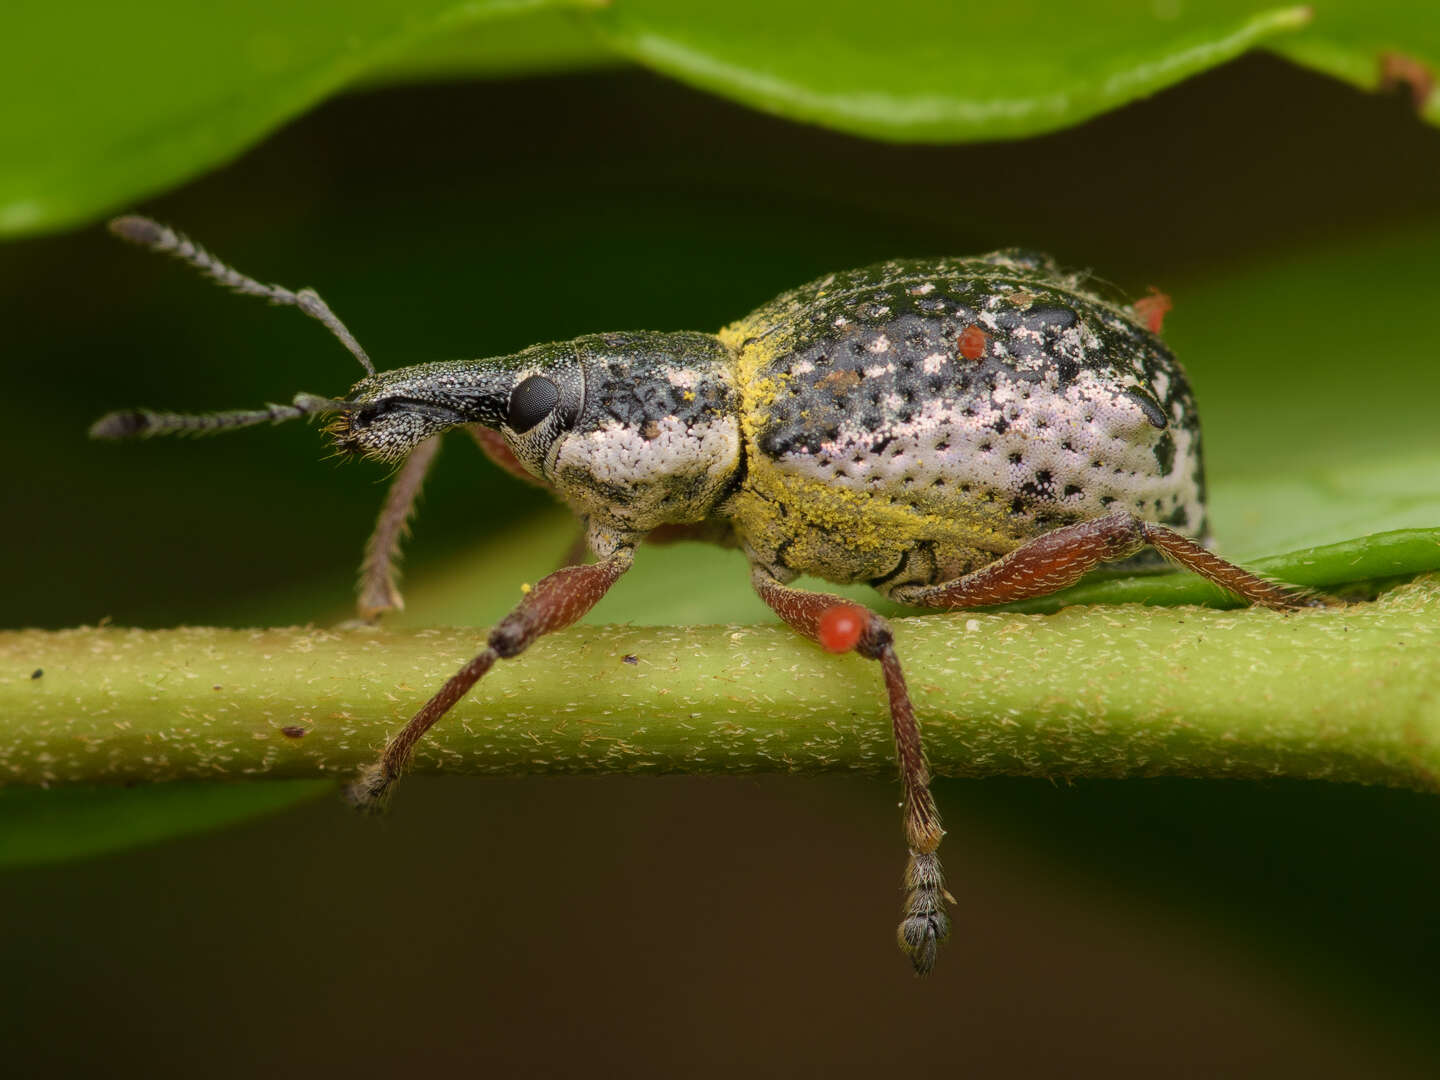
[108,215,376,377]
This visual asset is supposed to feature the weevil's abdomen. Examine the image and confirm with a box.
[717,254,1207,592]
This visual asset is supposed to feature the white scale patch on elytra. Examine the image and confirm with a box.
[777,366,1203,535]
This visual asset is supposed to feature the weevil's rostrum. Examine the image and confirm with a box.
[95,218,1315,978]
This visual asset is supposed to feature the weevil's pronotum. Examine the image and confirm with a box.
[93,217,1315,975]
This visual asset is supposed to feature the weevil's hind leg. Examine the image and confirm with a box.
[345,544,635,811]
[356,435,443,621]
[889,510,1317,611]
[751,568,951,975]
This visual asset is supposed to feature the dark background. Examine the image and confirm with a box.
[5,56,1440,1074]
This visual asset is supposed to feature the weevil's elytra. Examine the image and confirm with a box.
[94,219,1316,977]
[715,254,1207,595]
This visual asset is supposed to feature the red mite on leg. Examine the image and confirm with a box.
[818,604,868,653]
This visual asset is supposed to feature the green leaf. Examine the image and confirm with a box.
[586,2,1311,141]
[0,0,600,237]
[0,780,330,869]
[1272,3,1440,125]
[362,6,616,85]
[17,0,1440,239]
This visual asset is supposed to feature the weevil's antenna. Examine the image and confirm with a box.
[108,215,376,376]
[90,392,349,440]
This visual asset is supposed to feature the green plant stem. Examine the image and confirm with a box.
[4,576,1439,791]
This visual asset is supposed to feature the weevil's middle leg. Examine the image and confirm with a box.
[356,435,442,620]
[889,510,1315,611]
[345,545,634,810]
[752,569,951,976]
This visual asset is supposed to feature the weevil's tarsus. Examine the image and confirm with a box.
[108,215,375,376]
[344,545,635,810]
[900,851,953,976]
[751,569,949,975]
[89,391,348,440]
[889,510,1315,611]
[357,434,443,620]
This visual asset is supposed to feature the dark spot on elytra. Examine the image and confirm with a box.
[1153,431,1176,475]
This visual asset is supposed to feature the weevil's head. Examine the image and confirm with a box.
[334,331,743,532]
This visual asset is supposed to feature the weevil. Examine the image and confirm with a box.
[92,217,1314,975]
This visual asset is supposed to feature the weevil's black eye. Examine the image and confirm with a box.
[507,375,560,433]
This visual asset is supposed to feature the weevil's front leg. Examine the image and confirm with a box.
[751,568,951,976]
[356,435,443,620]
[890,511,1314,611]
[346,545,635,809]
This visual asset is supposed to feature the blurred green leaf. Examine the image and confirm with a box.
[14,1,1440,237]
[0,780,331,869]
[585,2,1310,141]
[1272,2,1440,125]
[0,0,598,236]
[363,7,616,84]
